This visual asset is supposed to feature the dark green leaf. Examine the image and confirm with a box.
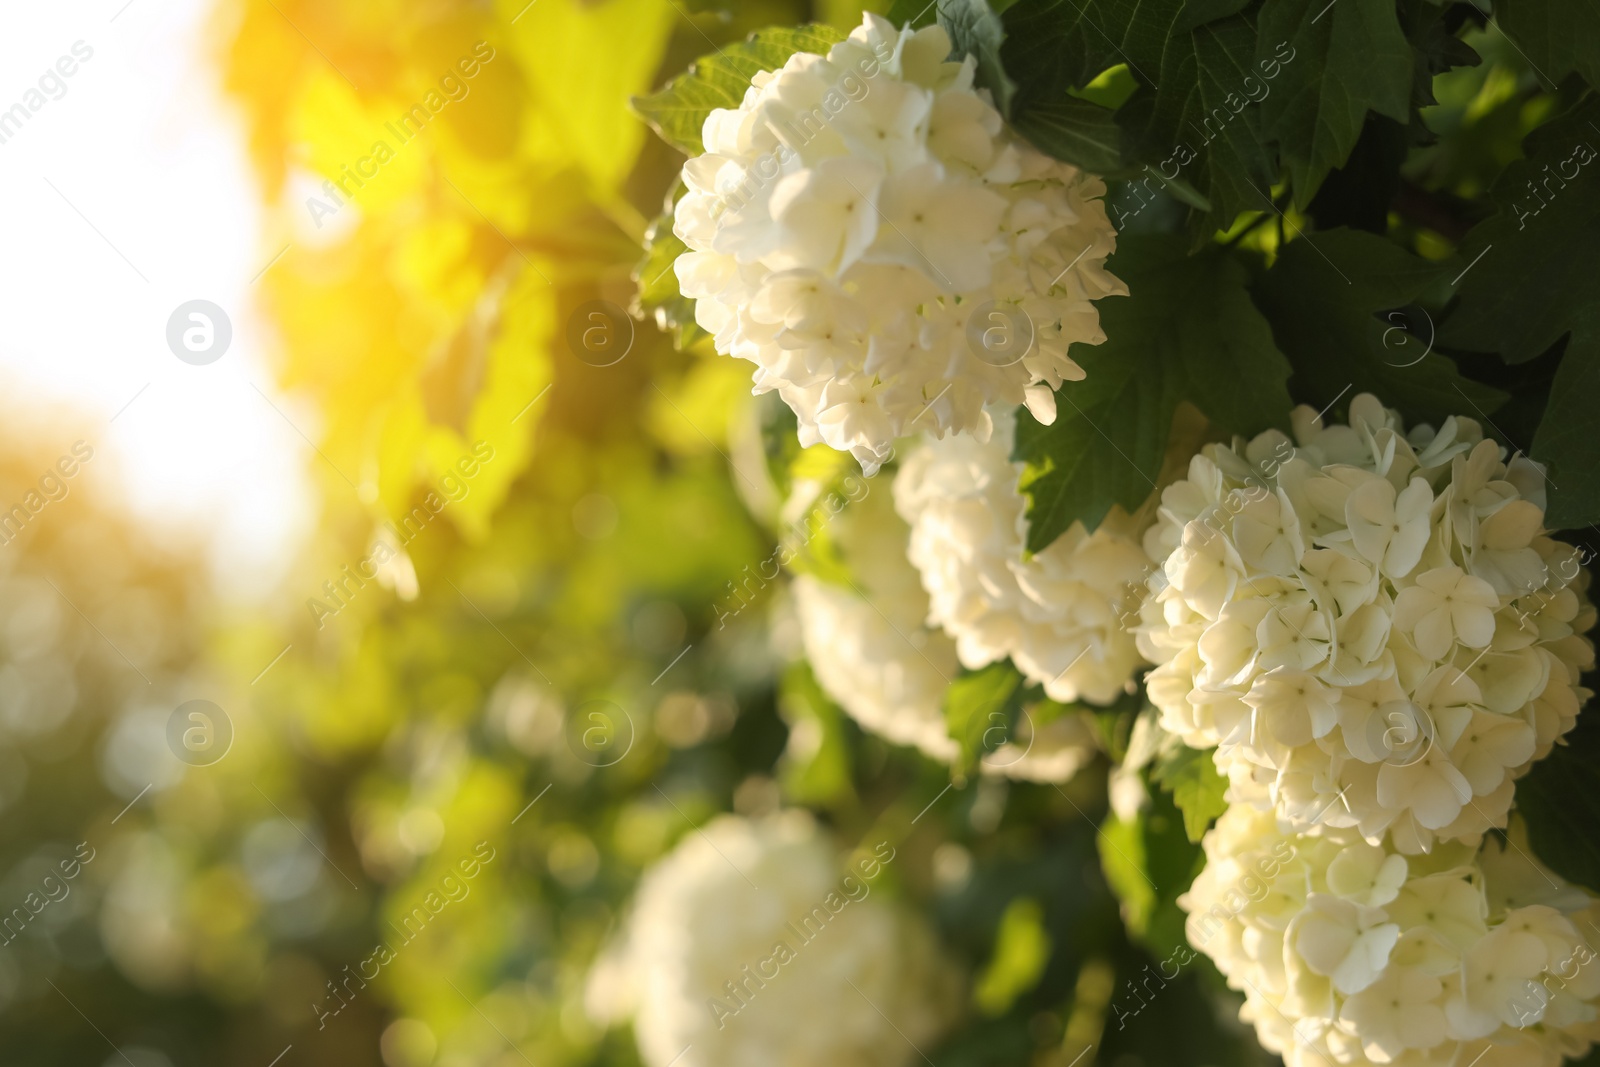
[1515,709,1600,895]
[939,0,1018,117]
[1150,746,1228,842]
[1000,0,1147,103]
[998,0,1290,230]
[887,0,940,27]
[1175,0,1258,33]
[1402,0,1481,113]
[943,661,1025,777]
[1098,784,1206,959]
[1252,227,1508,427]
[632,24,846,156]
[1497,0,1600,90]
[1531,342,1600,529]
[1256,0,1413,207]
[1010,96,1125,173]
[1435,97,1600,527]
[1305,116,1408,233]
[1013,235,1292,550]
[1115,12,1281,233]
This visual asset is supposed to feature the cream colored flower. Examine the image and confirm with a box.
[894,406,1148,706]
[588,812,959,1067]
[1139,394,1596,851]
[1392,566,1499,660]
[1183,803,1600,1067]
[671,14,1125,473]
[791,469,1101,782]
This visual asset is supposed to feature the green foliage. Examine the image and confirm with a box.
[1497,0,1600,89]
[1098,784,1207,960]
[939,0,1018,117]
[973,896,1052,1015]
[1515,712,1600,896]
[635,197,706,349]
[948,0,1485,231]
[1150,746,1228,843]
[1437,96,1600,528]
[776,662,856,807]
[1009,97,1125,175]
[1256,0,1414,206]
[1012,234,1291,548]
[886,0,940,28]
[632,24,847,155]
[943,661,1026,777]
[1253,226,1507,425]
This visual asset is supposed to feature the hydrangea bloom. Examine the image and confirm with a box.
[586,812,958,1067]
[894,406,1150,705]
[672,14,1124,473]
[792,476,1102,782]
[1138,394,1595,852]
[1183,803,1600,1067]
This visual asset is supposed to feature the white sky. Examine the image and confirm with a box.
[0,0,312,601]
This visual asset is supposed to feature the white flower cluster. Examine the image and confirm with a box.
[673,14,1124,474]
[1184,803,1600,1067]
[1137,394,1596,852]
[894,406,1149,705]
[586,812,956,1067]
[792,477,1102,782]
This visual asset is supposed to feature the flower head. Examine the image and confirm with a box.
[892,406,1150,706]
[587,812,959,1067]
[1138,395,1595,851]
[1183,805,1600,1067]
[672,14,1124,473]
[792,466,1104,782]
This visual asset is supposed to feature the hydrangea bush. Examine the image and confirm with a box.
[631,5,1600,1067]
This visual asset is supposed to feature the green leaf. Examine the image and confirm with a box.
[887,0,940,28]
[1255,0,1414,207]
[1432,97,1600,527]
[999,0,1144,104]
[632,24,847,156]
[1514,711,1600,896]
[776,663,856,808]
[1098,783,1206,960]
[1497,0,1600,90]
[1013,235,1292,550]
[943,661,1025,777]
[939,0,1018,117]
[1150,746,1228,843]
[633,199,706,350]
[973,897,1052,1016]
[1115,12,1281,233]
[1532,345,1600,529]
[1001,0,1276,229]
[1252,227,1508,427]
[1010,96,1126,173]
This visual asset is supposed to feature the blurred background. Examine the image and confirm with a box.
[0,1,1560,1065]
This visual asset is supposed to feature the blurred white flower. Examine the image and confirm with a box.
[791,475,1101,782]
[672,14,1124,473]
[587,812,958,1067]
[893,406,1148,706]
[1138,393,1596,852]
[1183,804,1600,1067]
